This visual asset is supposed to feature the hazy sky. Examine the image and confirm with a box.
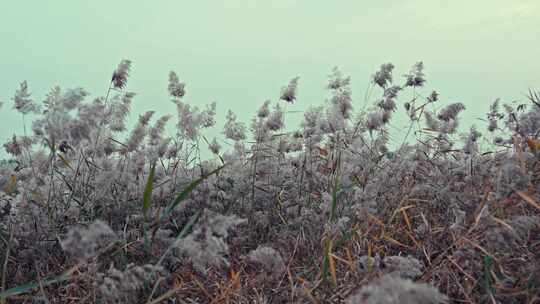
[1,0,539,152]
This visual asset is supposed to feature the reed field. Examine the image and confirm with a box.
[0,61,539,303]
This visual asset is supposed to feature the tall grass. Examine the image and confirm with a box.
[0,60,539,303]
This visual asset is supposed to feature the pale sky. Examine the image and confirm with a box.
[1,0,539,153]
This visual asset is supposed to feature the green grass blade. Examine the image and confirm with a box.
[0,272,73,299]
[321,236,331,283]
[157,211,201,266]
[483,255,494,295]
[330,150,342,222]
[163,165,226,217]
[330,176,339,222]
[202,135,225,165]
[143,162,157,221]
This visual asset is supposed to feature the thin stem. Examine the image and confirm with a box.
[92,82,113,156]
[1,225,12,304]
[21,114,36,174]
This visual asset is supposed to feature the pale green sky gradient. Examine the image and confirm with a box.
[1,0,539,151]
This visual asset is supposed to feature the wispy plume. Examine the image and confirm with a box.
[372,63,395,88]
[60,220,117,262]
[280,76,300,103]
[224,110,247,141]
[168,71,186,99]
[124,111,155,153]
[404,61,426,88]
[13,81,40,114]
[109,92,136,132]
[111,59,132,89]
